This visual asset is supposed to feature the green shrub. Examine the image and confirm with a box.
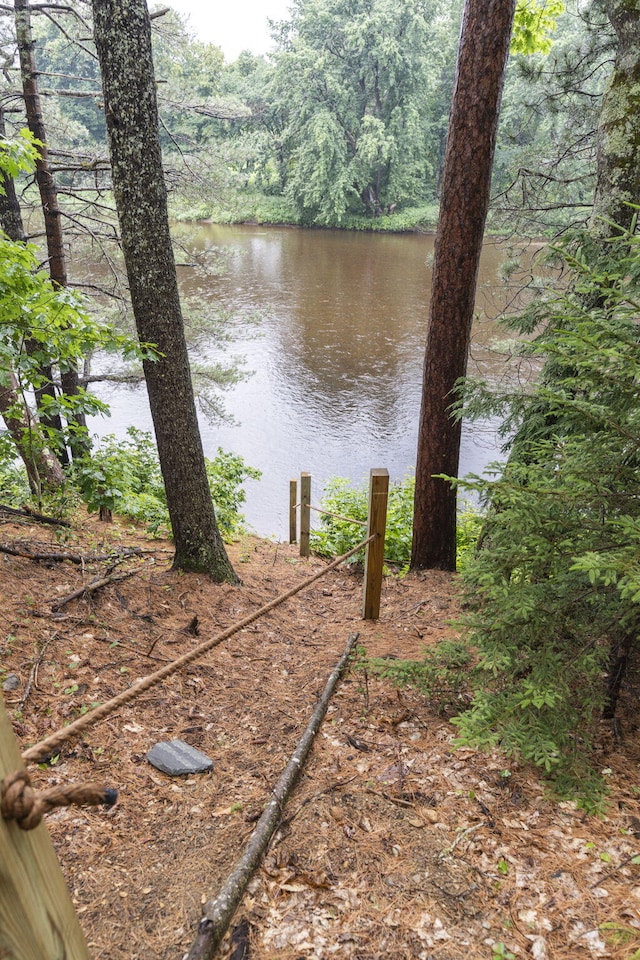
[447,225,640,804]
[310,473,482,570]
[0,447,31,504]
[75,428,260,538]
[368,639,474,712]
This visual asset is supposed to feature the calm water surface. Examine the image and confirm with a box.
[93,224,517,537]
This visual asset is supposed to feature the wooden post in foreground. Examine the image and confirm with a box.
[362,468,389,620]
[289,479,297,544]
[300,472,311,558]
[0,696,90,959]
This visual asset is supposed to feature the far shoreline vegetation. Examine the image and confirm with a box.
[170,192,442,234]
[168,191,569,239]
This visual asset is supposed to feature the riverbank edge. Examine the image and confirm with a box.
[170,195,441,234]
[170,196,529,239]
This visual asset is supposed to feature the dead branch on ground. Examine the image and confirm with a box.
[50,568,139,612]
[184,632,361,960]
[0,503,71,527]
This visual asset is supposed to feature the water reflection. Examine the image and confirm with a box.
[92,225,515,536]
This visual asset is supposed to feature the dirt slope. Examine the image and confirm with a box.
[1,512,639,959]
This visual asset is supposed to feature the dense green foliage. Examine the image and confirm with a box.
[0,424,261,539]
[449,226,640,800]
[0,133,147,469]
[4,1,614,235]
[511,0,565,55]
[268,0,452,223]
[310,474,481,571]
[74,428,260,539]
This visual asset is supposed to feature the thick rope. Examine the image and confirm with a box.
[20,535,375,765]
[308,504,367,527]
[1,769,117,831]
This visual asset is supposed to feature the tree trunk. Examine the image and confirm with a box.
[590,0,640,237]
[410,0,516,571]
[0,112,27,245]
[0,107,65,493]
[13,0,86,462]
[0,374,65,494]
[91,0,238,582]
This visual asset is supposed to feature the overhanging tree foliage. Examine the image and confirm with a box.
[91,0,238,582]
[0,133,137,497]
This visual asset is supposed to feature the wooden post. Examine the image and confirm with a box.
[300,472,311,558]
[362,468,389,620]
[0,696,90,959]
[289,479,297,544]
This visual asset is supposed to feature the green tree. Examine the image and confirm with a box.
[0,133,142,497]
[271,0,443,223]
[452,227,640,799]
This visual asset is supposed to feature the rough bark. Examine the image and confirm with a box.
[590,0,640,237]
[14,0,86,461]
[0,374,65,493]
[0,109,27,244]
[410,0,516,571]
[91,0,237,582]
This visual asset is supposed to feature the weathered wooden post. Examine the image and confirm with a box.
[362,468,389,620]
[0,696,90,959]
[300,472,311,558]
[289,479,297,544]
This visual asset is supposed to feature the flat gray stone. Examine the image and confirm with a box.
[146,739,213,776]
[2,674,20,692]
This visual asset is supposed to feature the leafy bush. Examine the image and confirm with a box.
[310,474,482,571]
[75,428,260,538]
[204,449,261,538]
[447,225,640,803]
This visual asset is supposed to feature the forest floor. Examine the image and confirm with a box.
[1,511,640,960]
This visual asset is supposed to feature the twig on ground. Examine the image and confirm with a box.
[20,634,57,708]
[92,635,172,663]
[275,775,359,832]
[0,542,143,565]
[365,788,414,808]
[50,568,139,612]
[0,504,72,527]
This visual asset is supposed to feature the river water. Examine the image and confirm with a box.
[91,224,520,537]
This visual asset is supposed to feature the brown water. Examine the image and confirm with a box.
[93,224,522,536]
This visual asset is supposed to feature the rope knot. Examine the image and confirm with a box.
[1,770,41,829]
[1,769,117,831]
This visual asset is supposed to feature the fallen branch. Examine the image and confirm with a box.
[0,503,72,527]
[50,568,139,612]
[0,542,142,565]
[183,632,360,960]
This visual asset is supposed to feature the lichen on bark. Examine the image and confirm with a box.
[92,0,238,583]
